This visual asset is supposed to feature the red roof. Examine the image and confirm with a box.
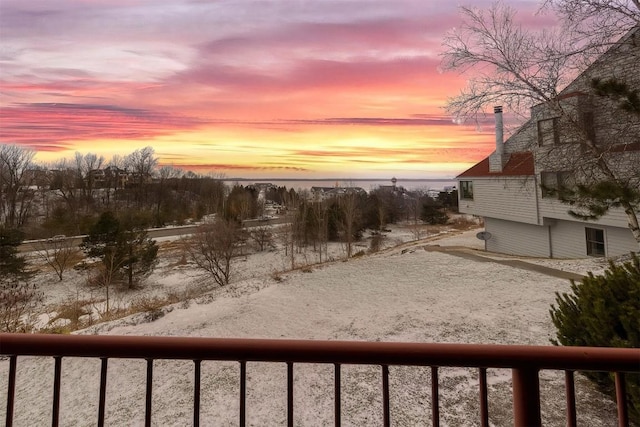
[457,152,535,178]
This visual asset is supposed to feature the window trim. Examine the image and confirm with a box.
[540,171,558,198]
[540,171,574,199]
[585,227,606,257]
[537,117,560,146]
[460,180,473,200]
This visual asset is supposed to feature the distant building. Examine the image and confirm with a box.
[310,186,366,202]
[377,177,407,195]
[103,166,129,189]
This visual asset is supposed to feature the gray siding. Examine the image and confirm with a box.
[549,220,637,258]
[458,177,539,225]
[549,220,592,258]
[485,217,550,257]
[539,196,631,228]
[606,226,639,257]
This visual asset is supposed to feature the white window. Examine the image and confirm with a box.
[460,181,473,200]
[585,227,605,257]
[541,171,573,198]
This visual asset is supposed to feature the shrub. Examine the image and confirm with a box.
[271,271,284,282]
[369,232,385,253]
[550,253,640,423]
[420,203,448,225]
[0,282,42,332]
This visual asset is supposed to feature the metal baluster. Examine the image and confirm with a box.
[145,359,153,427]
[239,361,246,427]
[565,370,577,427]
[52,356,62,427]
[5,355,17,427]
[512,368,541,427]
[98,358,108,427]
[193,360,201,427]
[479,368,489,427]
[287,362,294,427]
[382,365,390,427]
[335,363,341,427]
[431,366,439,427]
[615,372,629,427]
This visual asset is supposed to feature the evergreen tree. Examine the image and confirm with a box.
[592,77,640,114]
[82,211,120,259]
[0,226,39,332]
[550,253,640,422]
[0,226,28,278]
[420,201,448,225]
[117,228,158,288]
[82,212,158,288]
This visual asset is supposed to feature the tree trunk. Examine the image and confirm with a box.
[128,245,133,288]
[622,201,640,248]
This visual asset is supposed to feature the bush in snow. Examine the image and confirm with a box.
[550,253,640,423]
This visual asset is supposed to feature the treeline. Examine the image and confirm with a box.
[0,145,229,238]
[0,144,457,240]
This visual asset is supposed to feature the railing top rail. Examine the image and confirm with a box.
[1,333,638,372]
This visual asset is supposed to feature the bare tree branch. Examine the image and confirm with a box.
[185,219,242,287]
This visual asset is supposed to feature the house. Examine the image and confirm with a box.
[310,186,366,202]
[457,28,640,258]
[103,165,129,189]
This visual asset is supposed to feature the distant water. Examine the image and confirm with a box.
[225,179,457,193]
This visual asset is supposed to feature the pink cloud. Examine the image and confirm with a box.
[0,103,202,149]
[199,17,457,58]
[172,55,452,97]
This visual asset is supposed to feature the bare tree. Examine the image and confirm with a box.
[50,157,81,220]
[88,249,125,315]
[104,154,127,209]
[0,282,42,332]
[226,185,257,222]
[442,3,572,122]
[201,173,227,215]
[155,165,182,226]
[185,219,241,287]
[249,224,274,252]
[310,201,329,262]
[74,152,105,209]
[108,154,125,170]
[0,144,36,228]
[543,0,640,58]
[442,2,640,246]
[278,219,294,267]
[126,146,158,207]
[35,236,82,281]
[279,190,301,269]
[338,191,362,258]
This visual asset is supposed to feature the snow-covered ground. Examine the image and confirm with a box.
[0,224,619,426]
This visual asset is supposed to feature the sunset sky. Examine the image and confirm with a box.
[0,0,545,179]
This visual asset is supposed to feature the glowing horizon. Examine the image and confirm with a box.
[0,0,545,179]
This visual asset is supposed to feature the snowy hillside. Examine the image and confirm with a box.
[0,227,617,426]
